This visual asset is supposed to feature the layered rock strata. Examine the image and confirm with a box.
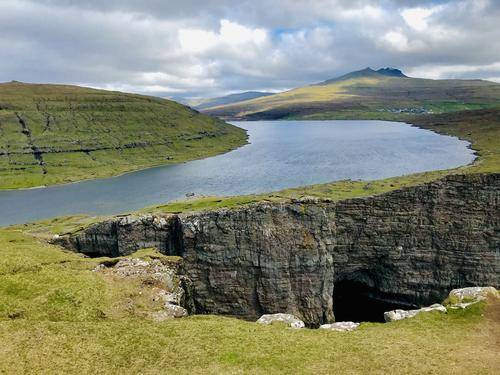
[56,173,500,326]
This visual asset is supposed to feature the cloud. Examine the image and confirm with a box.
[179,20,267,53]
[383,30,412,51]
[401,7,437,31]
[406,62,500,82]
[0,0,499,98]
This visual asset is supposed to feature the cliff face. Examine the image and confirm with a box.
[57,173,500,326]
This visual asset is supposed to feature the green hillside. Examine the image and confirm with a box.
[0,82,247,189]
[203,68,500,120]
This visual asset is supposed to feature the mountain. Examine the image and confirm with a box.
[376,67,407,77]
[0,82,246,189]
[188,91,273,110]
[202,68,500,120]
[318,67,407,85]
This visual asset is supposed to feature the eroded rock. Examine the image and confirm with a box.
[151,303,188,321]
[449,302,479,310]
[94,256,191,320]
[256,313,305,329]
[319,321,360,331]
[447,287,498,304]
[384,304,447,322]
[57,173,500,326]
[446,287,498,310]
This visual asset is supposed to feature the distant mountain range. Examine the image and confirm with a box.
[188,91,273,110]
[197,67,500,120]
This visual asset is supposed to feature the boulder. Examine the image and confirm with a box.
[319,321,360,331]
[384,304,446,322]
[256,313,305,329]
[151,303,188,322]
[448,302,479,310]
[384,309,418,322]
[165,303,188,318]
[447,287,498,304]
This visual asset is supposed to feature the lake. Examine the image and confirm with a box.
[0,120,475,226]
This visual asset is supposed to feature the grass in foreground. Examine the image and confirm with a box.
[0,227,498,374]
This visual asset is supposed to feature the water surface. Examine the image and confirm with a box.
[0,120,475,226]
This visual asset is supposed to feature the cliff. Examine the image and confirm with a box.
[56,173,500,326]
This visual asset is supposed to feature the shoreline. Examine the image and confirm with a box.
[0,132,250,192]
[0,117,476,192]
[0,117,484,228]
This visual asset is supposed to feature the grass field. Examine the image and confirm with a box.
[0,227,498,374]
[0,82,247,189]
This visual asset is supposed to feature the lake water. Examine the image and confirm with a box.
[0,120,475,226]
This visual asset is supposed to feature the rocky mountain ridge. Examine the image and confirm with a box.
[318,67,408,85]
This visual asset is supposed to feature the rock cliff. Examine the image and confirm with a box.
[56,173,500,326]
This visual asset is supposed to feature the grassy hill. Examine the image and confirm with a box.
[203,68,500,120]
[0,82,247,189]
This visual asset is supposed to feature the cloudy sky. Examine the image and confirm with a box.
[1,0,499,99]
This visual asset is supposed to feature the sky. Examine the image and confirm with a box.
[1,0,499,99]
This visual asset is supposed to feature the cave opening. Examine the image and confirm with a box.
[333,279,417,323]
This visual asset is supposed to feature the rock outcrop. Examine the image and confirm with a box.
[94,256,191,320]
[56,173,500,326]
[446,286,498,309]
[384,286,498,321]
[319,322,360,331]
[447,286,498,303]
[384,303,447,322]
[256,313,305,329]
[61,215,181,258]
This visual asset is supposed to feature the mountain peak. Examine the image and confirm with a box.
[360,67,376,73]
[319,67,407,85]
[376,67,407,77]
